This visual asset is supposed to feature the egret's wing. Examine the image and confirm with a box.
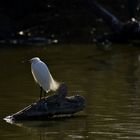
[31,61,51,91]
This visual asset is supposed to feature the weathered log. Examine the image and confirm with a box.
[4,83,86,121]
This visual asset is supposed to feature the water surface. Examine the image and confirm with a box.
[1,44,140,139]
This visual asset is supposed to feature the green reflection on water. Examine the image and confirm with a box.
[1,44,140,139]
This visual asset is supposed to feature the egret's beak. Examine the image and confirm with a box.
[28,59,31,63]
[22,60,31,63]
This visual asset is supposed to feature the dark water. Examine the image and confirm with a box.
[1,44,140,139]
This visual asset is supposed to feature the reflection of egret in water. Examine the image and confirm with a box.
[5,116,87,140]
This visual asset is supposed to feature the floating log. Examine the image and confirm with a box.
[4,83,86,121]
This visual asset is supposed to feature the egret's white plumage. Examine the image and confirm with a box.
[30,57,59,98]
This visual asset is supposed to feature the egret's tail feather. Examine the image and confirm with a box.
[50,79,60,91]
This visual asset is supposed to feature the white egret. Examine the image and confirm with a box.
[29,57,59,99]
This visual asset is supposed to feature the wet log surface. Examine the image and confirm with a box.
[5,83,86,121]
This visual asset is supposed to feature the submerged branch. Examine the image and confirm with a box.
[88,0,140,43]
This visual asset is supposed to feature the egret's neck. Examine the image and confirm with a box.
[32,60,40,65]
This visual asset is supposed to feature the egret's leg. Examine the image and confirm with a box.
[43,91,46,99]
[40,87,43,99]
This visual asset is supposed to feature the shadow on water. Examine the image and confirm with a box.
[10,115,87,128]
[1,44,140,139]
